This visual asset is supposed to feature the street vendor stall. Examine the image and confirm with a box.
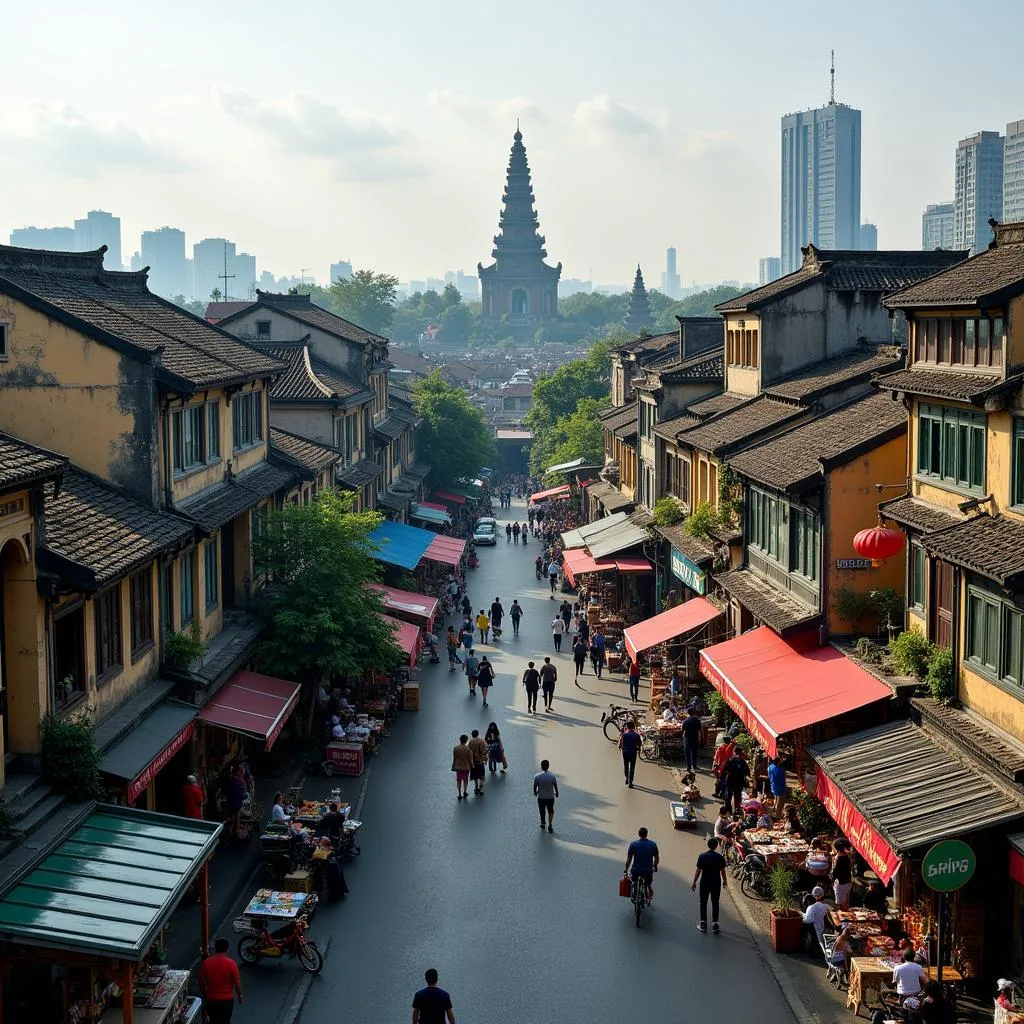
[369,584,439,632]
[0,805,220,1024]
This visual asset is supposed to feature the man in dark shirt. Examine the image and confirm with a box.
[522,661,541,713]
[691,836,728,933]
[680,709,702,774]
[723,749,749,814]
[315,802,346,841]
[412,968,455,1024]
[539,657,557,711]
[619,720,642,788]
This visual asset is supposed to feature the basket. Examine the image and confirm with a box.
[231,918,257,935]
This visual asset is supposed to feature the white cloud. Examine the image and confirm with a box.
[216,89,426,182]
[426,89,544,127]
[573,94,663,138]
[680,128,734,160]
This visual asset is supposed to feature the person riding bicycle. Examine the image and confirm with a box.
[623,826,659,900]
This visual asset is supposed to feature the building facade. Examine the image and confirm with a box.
[922,202,955,251]
[1005,120,1024,225]
[759,257,782,286]
[74,210,121,271]
[9,226,75,250]
[141,226,187,298]
[780,102,862,274]
[859,223,878,251]
[954,130,1004,255]
[661,247,682,299]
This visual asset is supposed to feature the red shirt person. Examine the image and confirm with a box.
[182,774,205,819]
[198,939,242,1024]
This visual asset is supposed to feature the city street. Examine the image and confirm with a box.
[232,500,797,1024]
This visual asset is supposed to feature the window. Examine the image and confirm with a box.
[1012,419,1024,507]
[173,405,206,472]
[94,586,123,679]
[727,327,759,367]
[916,403,985,493]
[252,505,269,577]
[790,507,820,582]
[0,323,8,361]
[914,316,1003,368]
[204,538,218,611]
[53,606,86,709]
[207,402,220,459]
[129,568,154,656]
[180,550,195,626]
[967,587,1002,675]
[232,391,263,450]
[909,542,926,611]
[256,320,271,340]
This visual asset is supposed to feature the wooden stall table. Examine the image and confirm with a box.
[743,829,812,867]
[926,967,963,983]
[847,957,897,1016]
[830,908,883,929]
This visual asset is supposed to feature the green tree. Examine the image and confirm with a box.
[170,294,209,317]
[440,282,462,309]
[254,491,401,733]
[329,269,399,335]
[210,287,222,301]
[439,303,471,345]
[412,371,496,489]
[529,397,605,475]
[654,284,744,328]
[288,283,334,310]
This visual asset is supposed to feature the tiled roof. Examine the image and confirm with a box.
[0,433,67,490]
[257,341,369,406]
[619,330,678,355]
[715,567,820,633]
[175,462,296,532]
[879,495,961,535]
[654,522,714,567]
[439,361,474,382]
[270,428,340,475]
[245,291,386,347]
[716,247,968,312]
[388,348,434,374]
[875,367,1021,403]
[377,490,411,513]
[678,395,806,456]
[685,392,747,419]
[728,392,907,493]
[600,405,638,438]
[205,301,252,321]
[884,224,1024,308]
[337,459,384,488]
[653,411,701,441]
[764,348,904,402]
[405,462,431,480]
[586,481,635,513]
[44,470,193,588]
[373,417,406,443]
[308,357,373,405]
[923,513,1024,585]
[500,383,533,398]
[0,246,285,391]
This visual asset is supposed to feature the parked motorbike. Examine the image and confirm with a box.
[233,912,323,973]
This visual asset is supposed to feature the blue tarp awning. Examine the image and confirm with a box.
[368,520,435,570]
[410,503,451,526]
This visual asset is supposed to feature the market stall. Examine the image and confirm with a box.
[369,583,439,632]
[0,805,220,1024]
[379,612,422,668]
[529,484,570,504]
[367,520,435,571]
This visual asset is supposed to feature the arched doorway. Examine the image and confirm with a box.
[1,537,41,761]
[511,289,528,315]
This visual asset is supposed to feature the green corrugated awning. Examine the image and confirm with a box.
[453,482,483,498]
[0,805,221,960]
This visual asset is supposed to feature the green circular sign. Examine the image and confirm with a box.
[922,839,976,892]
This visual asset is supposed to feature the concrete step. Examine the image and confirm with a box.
[13,792,66,838]
[1,773,42,807]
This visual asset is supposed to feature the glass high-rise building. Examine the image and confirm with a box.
[922,203,955,251]
[780,102,862,274]
[141,227,187,297]
[1004,120,1024,225]
[954,131,1003,255]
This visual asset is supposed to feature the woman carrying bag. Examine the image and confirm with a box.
[484,722,507,773]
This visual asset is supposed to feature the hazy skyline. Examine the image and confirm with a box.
[2,0,1022,286]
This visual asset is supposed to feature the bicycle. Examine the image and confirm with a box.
[630,873,652,928]
[737,851,771,900]
[234,912,323,973]
[601,704,632,742]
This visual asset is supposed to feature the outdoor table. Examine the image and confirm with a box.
[744,829,812,866]
[293,800,351,825]
[241,889,317,920]
[847,957,897,1015]
[831,908,883,928]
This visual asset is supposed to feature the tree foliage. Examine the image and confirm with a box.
[654,285,745,329]
[412,371,496,490]
[254,491,401,693]
[329,269,399,335]
[528,397,605,476]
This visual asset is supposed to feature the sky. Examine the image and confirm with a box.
[2,0,1022,289]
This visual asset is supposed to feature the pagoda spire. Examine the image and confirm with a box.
[490,127,548,262]
[623,265,654,333]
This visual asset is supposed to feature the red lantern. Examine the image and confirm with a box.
[853,525,904,560]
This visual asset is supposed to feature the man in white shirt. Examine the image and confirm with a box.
[331,716,345,740]
[802,886,830,944]
[892,949,927,996]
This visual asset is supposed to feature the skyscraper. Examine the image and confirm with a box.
[954,131,1004,255]
[780,60,861,274]
[922,203,955,250]
[758,257,782,285]
[329,259,353,284]
[141,226,187,297]
[859,223,878,251]
[74,210,121,270]
[10,225,75,249]
[660,247,681,299]
[1004,119,1024,224]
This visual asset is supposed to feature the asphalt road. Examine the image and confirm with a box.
[243,500,799,1024]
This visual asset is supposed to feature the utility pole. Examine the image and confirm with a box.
[300,268,312,289]
[830,49,835,105]
[218,241,236,301]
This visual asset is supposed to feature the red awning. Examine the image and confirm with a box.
[615,555,653,573]
[370,583,439,629]
[380,613,421,667]
[624,597,721,662]
[199,671,301,751]
[529,484,570,503]
[562,547,652,587]
[424,534,467,567]
[418,501,449,513]
[699,627,892,757]
[434,490,466,505]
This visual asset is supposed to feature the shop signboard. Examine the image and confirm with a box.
[326,742,364,777]
[922,839,975,892]
[126,720,197,803]
[670,548,706,595]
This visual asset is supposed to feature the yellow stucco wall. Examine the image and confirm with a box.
[960,661,1024,744]
[826,433,908,634]
[1007,294,1024,368]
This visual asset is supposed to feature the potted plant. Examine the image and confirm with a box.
[768,862,803,953]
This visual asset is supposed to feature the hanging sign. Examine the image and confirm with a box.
[671,548,707,595]
[922,839,976,892]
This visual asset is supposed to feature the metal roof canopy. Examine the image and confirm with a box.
[367,520,435,570]
[560,511,629,550]
[544,456,586,474]
[100,701,196,785]
[810,719,1024,856]
[410,503,451,526]
[624,598,722,662]
[588,522,651,559]
[0,805,221,960]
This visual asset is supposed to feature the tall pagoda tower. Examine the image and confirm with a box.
[478,127,561,338]
[623,265,655,333]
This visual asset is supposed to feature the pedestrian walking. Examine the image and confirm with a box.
[723,747,749,814]
[461,595,472,619]
[627,659,642,701]
[577,614,590,645]
[489,597,504,637]
[464,649,480,697]
[468,729,488,795]
[477,656,495,707]
[551,615,565,652]
[445,626,462,672]
[476,609,490,644]
[412,968,455,1024]
[619,719,641,787]
[559,599,572,630]
[512,521,521,544]
[485,721,507,773]
[509,599,523,636]
[198,938,243,1024]
[522,661,541,713]
[528,507,535,528]
[692,836,728,933]
[505,522,512,543]
[533,759,559,832]
[539,656,557,711]
[547,559,559,596]
[681,706,702,773]
[572,635,588,683]
[182,773,205,819]
[452,734,473,799]
[590,629,606,678]
[460,616,473,652]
